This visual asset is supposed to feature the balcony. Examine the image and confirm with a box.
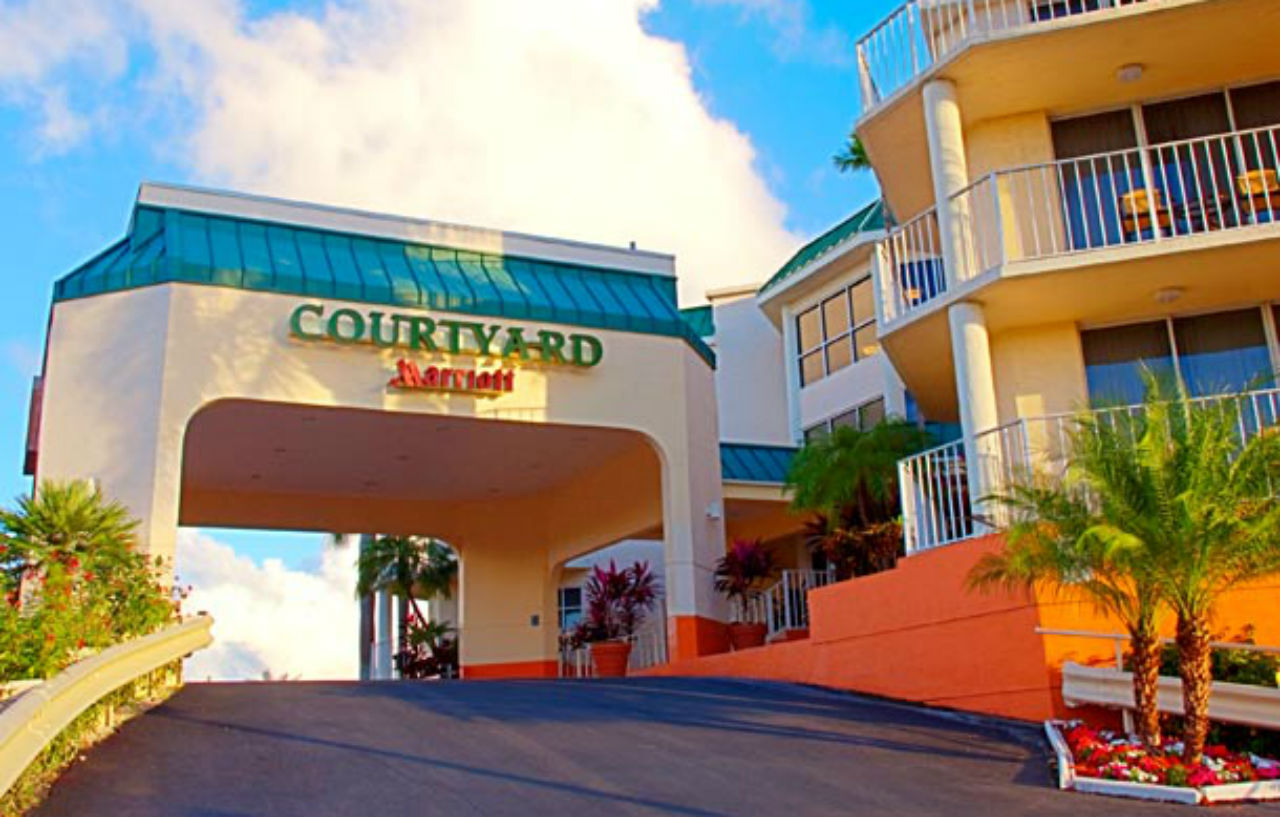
[879,124,1280,330]
[857,0,1155,118]
[897,387,1280,553]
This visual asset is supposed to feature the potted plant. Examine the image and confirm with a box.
[714,538,776,650]
[573,561,659,678]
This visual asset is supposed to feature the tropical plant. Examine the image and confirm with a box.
[0,480,178,681]
[787,419,933,578]
[355,535,458,659]
[834,130,871,173]
[970,383,1280,762]
[713,539,776,616]
[574,561,659,644]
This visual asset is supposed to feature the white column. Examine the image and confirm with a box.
[780,304,803,444]
[923,79,971,288]
[374,589,394,680]
[949,300,1000,518]
[881,356,909,419]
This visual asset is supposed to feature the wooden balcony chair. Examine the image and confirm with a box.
[1236,168,1280,220]
[1119,187,1172,239]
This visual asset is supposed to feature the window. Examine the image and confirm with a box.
[1081,320,1174,406]
[803,398,887,441]
[1173,309,1271,396]
[1082,307,1276,407]
[557,587,582,630]
[794,277,879,388]
[1230,81,1280,130]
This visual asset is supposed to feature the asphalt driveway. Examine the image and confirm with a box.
[33,677,1280,816]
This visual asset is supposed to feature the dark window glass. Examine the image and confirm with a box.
[797,307,822,352]
[854,323,880,361]
[1082,321,1175,406]
[558,587,583,629]
[831,410,858,430]
[1143,92,1231,144]
[859,398,886,429]
[1173,309,1272,396]
[1231,82,1280,130]
[822,293,850,337]
[800,351,824,386]
[803,424,829,444]
[851,278,875,325]
[825,337,852,374]
[1052,109,1138,160]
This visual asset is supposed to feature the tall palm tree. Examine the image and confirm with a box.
[833,130,871,173]
[356,535,457,655]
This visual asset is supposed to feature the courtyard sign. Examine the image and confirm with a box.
[288,303,604,368]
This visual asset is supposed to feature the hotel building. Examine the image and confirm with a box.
[22,0,1280,715]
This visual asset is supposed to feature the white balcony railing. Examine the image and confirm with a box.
[900,388,1280,554]
[856,0,1152,115]
[732,568,839,640]
[879,124,1280,327]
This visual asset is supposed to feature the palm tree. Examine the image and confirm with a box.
[0,480,138,609]
[967,471,1166,747]
[833,130,871,173]
[786,419,934,578]
[356,535,458,656]
[1129,393,1280,764]
[970,385,1280,761]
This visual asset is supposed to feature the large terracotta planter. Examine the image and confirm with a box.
[589,640,632,677]
[728,622,768,651]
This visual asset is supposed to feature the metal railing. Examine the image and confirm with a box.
[732,569,839,640]
[961,124,1280,269]
[881,206,946,323]
[879,125,1280,326]
[900,387,1280,554]
[557,601,669,678]
[856,0,1151,115]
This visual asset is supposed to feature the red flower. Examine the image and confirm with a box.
[1188,766,1220,787]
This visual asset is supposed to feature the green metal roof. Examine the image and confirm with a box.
[758,200,886,297]
[679,305,715,339]
[720,443,797,484]
[54,204,715,366]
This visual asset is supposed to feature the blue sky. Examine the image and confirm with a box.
[0,0,889,569]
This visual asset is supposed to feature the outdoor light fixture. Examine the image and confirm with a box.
[1153,286,1185,304]
[1116,63,1145,83]
[705,500,723,520]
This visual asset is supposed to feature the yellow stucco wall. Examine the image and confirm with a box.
[990,322,1088,424]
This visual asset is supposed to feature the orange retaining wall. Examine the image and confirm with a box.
[642,535,1280,722]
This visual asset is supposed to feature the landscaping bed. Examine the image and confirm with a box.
[1046,720,1280,805]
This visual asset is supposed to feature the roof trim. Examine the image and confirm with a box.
[719,442,798,485]
[138,182,675,278]
[757,200,886,299]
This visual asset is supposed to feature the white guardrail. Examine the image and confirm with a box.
[559,601,669,678]
[0,615,214,797]
[1042,628,1280,731]
[856,0,1152,115]
[900,388,1280,554]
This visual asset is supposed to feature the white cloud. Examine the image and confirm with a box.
[2,340,40,378]
[696,0,851,67]
[176,529,359,681]
[0,0,803,303]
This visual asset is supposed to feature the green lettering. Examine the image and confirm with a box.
[501,327,531,360]
[289,303,325,340]
[570,334,604,367]
[328,309,366,344]
[537,331,567,364]
[469,323,503,356]
[405,316,438,352]
[368,312,399,348]
[437,320,465,355]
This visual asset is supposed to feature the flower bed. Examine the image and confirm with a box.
[1048,720,1280,805]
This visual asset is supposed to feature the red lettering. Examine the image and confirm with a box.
[390,359,423,388]
[453,370,465,389]
[476,372,493,391]
[466,370,476,390]
[503,370,515,392]
[424,366,440,387]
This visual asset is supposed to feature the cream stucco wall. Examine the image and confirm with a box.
[37,283,728,670]
[990,322,1089,424]
[708,293,791,445]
